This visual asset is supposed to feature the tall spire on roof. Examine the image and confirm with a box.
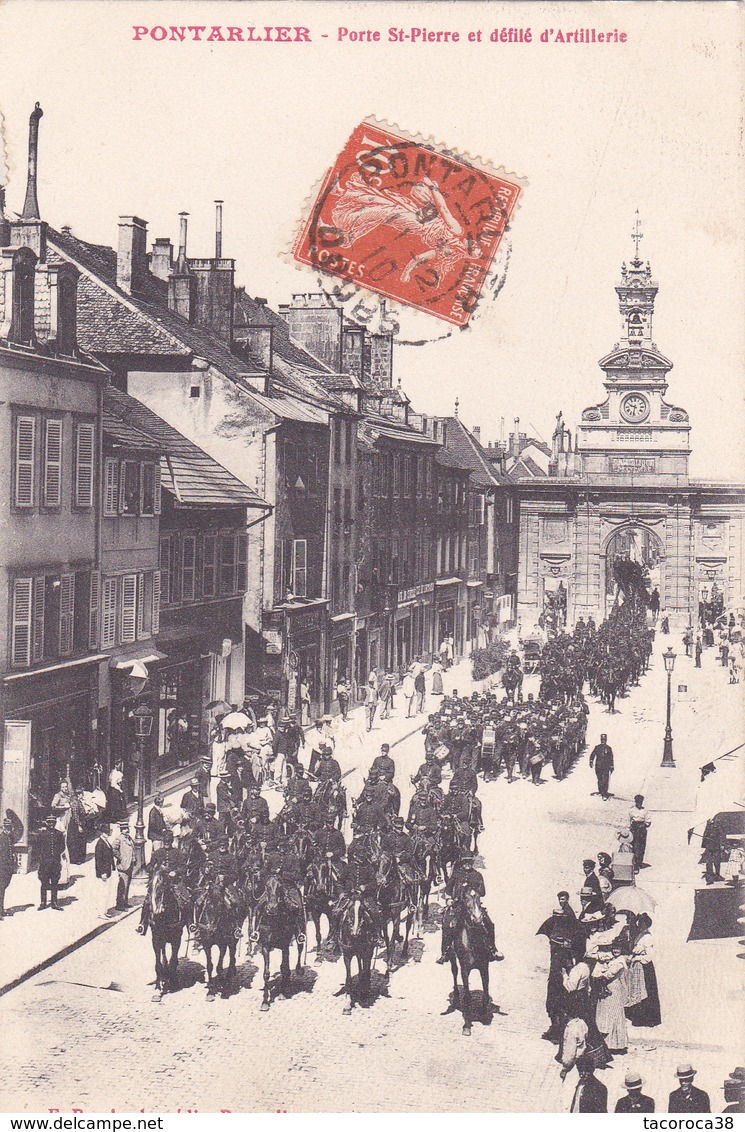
[630,209,643,264]
[22,103,43,221]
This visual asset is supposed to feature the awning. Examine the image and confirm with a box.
[435,577,463,587]
[467,580,484,588]
[110,648,167,670]
[4,653,111,682]
[330,612,354,623]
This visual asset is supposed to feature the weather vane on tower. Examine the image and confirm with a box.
[631,210,643,262]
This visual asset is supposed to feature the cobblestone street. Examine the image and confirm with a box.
[1,645,742,1113]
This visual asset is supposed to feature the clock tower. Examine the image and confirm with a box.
[575,215,691,484]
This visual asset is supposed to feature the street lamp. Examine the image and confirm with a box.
[661,646,676,767]
[131,701,154,877]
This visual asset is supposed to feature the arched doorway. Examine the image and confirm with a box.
[603,525,664,617]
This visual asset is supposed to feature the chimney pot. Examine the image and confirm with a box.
[214,200,223,259]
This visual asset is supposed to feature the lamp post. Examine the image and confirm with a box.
[131,701,154,878]
[661,646,676,767]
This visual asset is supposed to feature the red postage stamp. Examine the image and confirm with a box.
[293,120,523,328]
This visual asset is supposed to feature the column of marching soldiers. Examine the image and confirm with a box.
[136,602,654,1007]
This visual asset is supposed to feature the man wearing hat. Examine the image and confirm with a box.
[589,733,614,800]
[198,803,223,845]
[353,783,387,834]
[36,815,66,911]
[307,718,333,776]
[668,1065,710,1112]
[147,794,169,858]
[316,744,342,785]
[615,1071,655,1112]
[114,821,135,910]
[0,817,17,918]
[570,1054,607,1112]
[722,1067,745,1113]
[180,778,203,817]
[356,768,388,810]
[242,783,270,826]
[371,743,395,781]
[149,828,180,874]
[275,714,304,777]
[94,822,117,919]
[438,851,501,964]
[312,809,347,863]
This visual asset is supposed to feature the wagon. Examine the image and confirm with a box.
[611,851,635,886]
[522,638,542,674]
[480,725,497,777]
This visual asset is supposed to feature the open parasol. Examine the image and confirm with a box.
[221,710,252,730]
[610,886,657,916]
[206,699,231,715]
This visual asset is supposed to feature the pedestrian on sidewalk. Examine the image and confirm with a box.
[0,817,17,918]
[589,734,614,799]
[364,678,379,732]
[629,795,651,871]
[668,1065,711,1113]
[50,778,73,887]
[695,633,703,667]
[147,794,168,859]
[402,669,416,718]
[94,823,117,919]
[414,667,426,714]
[615,1072,655,1113]
[379,674,394,720]
[114,821,134,910]
[700,815,726,885]
[106,761,128,824]
[431,660,444,695]
[36,815,65,911]
[569,1055,608,1113]
[439,638,450,669]
[336,678,350,721]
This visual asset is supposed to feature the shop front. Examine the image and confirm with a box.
[434,578,464,658]
[329,614,354,712]
[263,598,328,722]
[1,658,101,870]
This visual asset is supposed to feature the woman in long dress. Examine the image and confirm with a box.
[431,661,444,696]
[625,913,661,1027]
[592,946,629,1053]
[66,788,88,864]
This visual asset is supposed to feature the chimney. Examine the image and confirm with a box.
[22,103,43,221]
[117,216,148,294]
[168,212,195,321]
[473,426,481,444]
[149,237,173,281]
[511,416,521,458]
[215,200,223,259]
[500,416,505,447]
[187,206,234,342]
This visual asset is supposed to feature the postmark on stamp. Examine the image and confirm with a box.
[293,120,524,330]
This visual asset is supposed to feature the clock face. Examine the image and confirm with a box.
[621,393,649,423]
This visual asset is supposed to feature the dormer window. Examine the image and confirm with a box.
[10,247,36,346]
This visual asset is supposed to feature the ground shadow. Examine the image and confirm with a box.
[265,963,318,1004]
[4,901,35,916]
[441,986,507,1029]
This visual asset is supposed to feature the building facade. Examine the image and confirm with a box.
[515,250,745,630]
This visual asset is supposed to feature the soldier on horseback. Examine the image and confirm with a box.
[259,850,306,945]
[241,783,270,826]
[437,852,501,964]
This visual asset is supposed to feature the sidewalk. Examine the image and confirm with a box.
[0,657,479,995]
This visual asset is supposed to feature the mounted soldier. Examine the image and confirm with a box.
[438,851,501,964]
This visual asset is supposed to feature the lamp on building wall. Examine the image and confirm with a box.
[661,646,676,767]
[131,701,154,877]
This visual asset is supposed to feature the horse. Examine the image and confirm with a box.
[410,828,439,928]
[191,880,241,1000]
[336,893,380,1014]
[315,779,347,831]
[144,867,186,997]
[305,856,343,959]
[439,813,469,885]
[448,889,503,1036]
[375,851,416,974]
[255,872,305,1011]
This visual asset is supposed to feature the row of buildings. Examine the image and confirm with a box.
[0,107,523,866]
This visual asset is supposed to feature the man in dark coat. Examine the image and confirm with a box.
[570,1056,608,1112]
[701,816,727,884]
[371,744,395,780]
[147,794,168,854]
[615,1071,655,1113]
[94,823,117,918]
[242,784,270,826]
[36,815,66,910]
[589,734,614,799]
[0,817,17,917]
[438,851,501,964]
[536,895,584,1040]
[668,1065,711,1112]
[180,778,203,818]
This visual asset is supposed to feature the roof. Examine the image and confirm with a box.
[437,417,502,487]
[104,386,271,509]
[513,435,552,459]
[103,412,162,452]
[47,229,338,427]
[363,414,440,447]
[508,454,548,479]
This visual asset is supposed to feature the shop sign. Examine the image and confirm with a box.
[264,630,283,656]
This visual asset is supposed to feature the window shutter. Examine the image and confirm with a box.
[11,578,33,667]
[104,459,119,516]
[120,574,137,643]
[43,419,63,508]
[101,577,117,648]
[203,534,216,598]
[136,572,146,639]
[154,461,162,514]
[151,570,161,635]
[159,536,171,605]
[14,416,36,508]
[292,539,307,598]
[236,533,248,593]
[75,422,95,508]
[181,535,196,602]
[59,572,75,656]
[88,569,100,648]
[32,576,46,663]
